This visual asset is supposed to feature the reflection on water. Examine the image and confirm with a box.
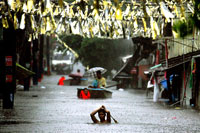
[0,121,32,125]
[1,75,200,132]
[86,122,115,125]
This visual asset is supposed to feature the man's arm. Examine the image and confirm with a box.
[102,78,106,87]
[103,107,111,123]
[106,111,111,123]
[90,107,101,123]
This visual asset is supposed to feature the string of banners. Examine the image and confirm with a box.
[0,0,194,40]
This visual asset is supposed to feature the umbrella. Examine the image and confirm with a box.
[68,73,82,78]
[85,67,107,77]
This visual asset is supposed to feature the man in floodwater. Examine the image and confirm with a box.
[90,105,111,124]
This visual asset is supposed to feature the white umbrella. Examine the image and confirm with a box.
[85,67,107,77]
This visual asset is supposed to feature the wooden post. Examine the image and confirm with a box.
[155,43,160,65]
[32,39,39,85]
[23,41,31,91]
[0,20,3,101]
[38,35,44,82]
[165,39,168,68]
[1,25,16,109]
[46,35,51,75]
[163,17,172,103]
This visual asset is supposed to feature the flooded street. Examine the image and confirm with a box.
[1,75,200,133]
[1,0,200,132]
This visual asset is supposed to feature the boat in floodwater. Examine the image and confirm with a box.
[77,88,112,99]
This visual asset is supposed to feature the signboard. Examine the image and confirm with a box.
[6,75,13,83]
[5,56,12,66]
[130,67,137,74]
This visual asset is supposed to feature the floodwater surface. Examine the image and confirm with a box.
[1,75,200,133]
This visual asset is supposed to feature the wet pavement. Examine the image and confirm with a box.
[1,75,200,133]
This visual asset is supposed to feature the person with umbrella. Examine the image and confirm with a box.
[89,70,107,88]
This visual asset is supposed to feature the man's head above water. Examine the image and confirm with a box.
[98,108,106,121]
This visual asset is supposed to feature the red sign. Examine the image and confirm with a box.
[6,75,13,83]
[5,56,12,66]
[130,67,137,74]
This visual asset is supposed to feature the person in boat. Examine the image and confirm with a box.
[76,69,82,76]
[90,105,111,124]
[75,69,82,84]
[69,69,83,85]
[89,70,107,88]
[80,88,90,99]
[57,76,65,85]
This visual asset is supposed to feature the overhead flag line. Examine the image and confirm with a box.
[0,0,194,40]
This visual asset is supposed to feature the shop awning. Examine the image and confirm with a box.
[150,50,200,73]
[16,63,35,79]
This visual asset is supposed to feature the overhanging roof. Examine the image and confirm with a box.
[151,50,200,72]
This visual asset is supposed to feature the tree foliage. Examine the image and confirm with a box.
[63,0,74,3]
[173,0,200,38]
[59,34,83,52]
[172,18,194,38]
[58,34,133,76]
[192,0,200,29]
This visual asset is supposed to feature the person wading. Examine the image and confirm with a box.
[57,76,65,85]
[90,105,111,124]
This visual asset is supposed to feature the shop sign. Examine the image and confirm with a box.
[130,67,137,74]
[6,75,12,83]
[5,56,12,66]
